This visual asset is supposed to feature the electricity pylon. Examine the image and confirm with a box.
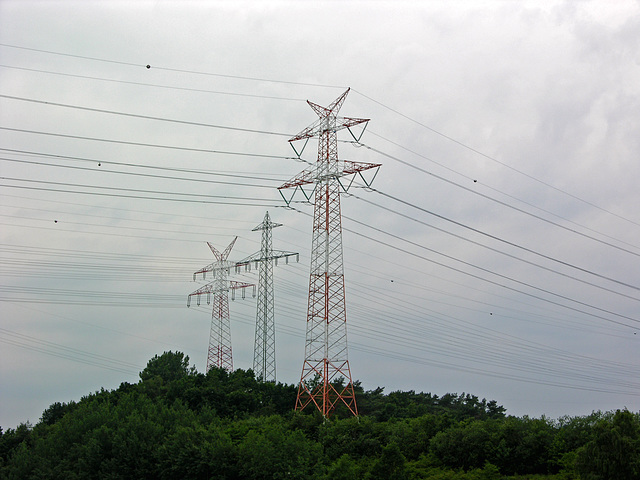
[187,237,255,372]
[236,211,298,383]
[278,88,381,417]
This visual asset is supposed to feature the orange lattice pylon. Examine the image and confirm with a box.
[278,88,380,417]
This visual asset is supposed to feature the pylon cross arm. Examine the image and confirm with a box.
[270,250,299,262]
[193,261,235,280]
[340,160,381,175]
[252,221,283,232]
[278,167,316,190]
[236,250,299,267]
[187,283,221,307]
[229,281,256,300]
[193,265,214,280]
[288,116,369,142]
[190,284,218,295]
[278,161,381,191]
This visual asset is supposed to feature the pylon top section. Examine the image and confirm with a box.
[188,237,256,304]
[288,88,369,143]
[208,236,237,262]
[237,212,299,267]
[193,237,238,280]
[279,89,381,205]
[252,211,282,232]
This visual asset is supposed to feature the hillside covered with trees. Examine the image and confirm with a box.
[1,351,638,479]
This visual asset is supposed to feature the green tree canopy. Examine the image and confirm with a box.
[2,351,636,480]
[576,409,640,480]
[139,351,195,383]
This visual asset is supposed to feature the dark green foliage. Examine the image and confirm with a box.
[369,441,409,480]
[39,401,76,426]
[386,413,455,461]
[1,351,638,480]
[429,418,502,471]
[575,409,640,480]
[357,388,506,421]
[429,415,557,475]
[139,350,195,383]
[323,453,368,480]
[0,423,32,466]
[235,416,322,479]
[319,415,383,461]
[157,424,235,480]
[494,416,557,475]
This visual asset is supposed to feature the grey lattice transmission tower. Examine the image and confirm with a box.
[237,212,298,382]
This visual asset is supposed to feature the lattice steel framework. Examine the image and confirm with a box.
[278,88,380,417]
[187,237,255,372]
[236,211,298,383]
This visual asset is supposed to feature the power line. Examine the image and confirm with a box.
[0,64,307,101]
[0,192,270,232]
[0,148,290,177]
[284,204,640,329]
[5,93,636,261]
[2,39,635,234]
[209,275,640,396]
[363,131,640,250]
[5,246,636,396]
[7,111,635,300]
[0,157,281,190]
[0,205,250,241]
[334,210,640,329]
[9,301,193,351]
[7,198,637,332]
[0,239,624,341]
[229,293,639,395]
[352,89,640,230]
[5,141,638,307]
[0,199,632,342]
[7,281,634,394]
[0,94,293,137]
[0,327,143,375]
[2,41,636,388]
[351,189,640,295]
[0,126,290,157]
[5,94,636,268]
[4,123,636,269]
[2,176,276,204]
[0,184,284,208]
[360,142,640,258]
[195,301,636,396]
[0,42,346,88]
[0,212,237,244]
[5,173,638,331]
[347,283,637,376]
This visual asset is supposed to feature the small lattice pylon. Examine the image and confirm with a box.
[187,237,255,372]
[278,88,381,417]
[236,211,298,382]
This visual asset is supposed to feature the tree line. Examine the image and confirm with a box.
[1,351,638,479]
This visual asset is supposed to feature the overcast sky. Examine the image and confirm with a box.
[1,0,639,429]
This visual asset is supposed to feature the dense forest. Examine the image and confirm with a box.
[1,351,638,479]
